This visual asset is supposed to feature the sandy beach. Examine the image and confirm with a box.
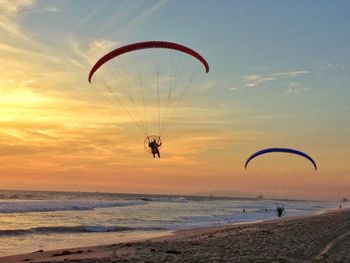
[1,208,349,263]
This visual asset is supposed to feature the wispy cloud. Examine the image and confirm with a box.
[68,37,119,65]
[0,0,60,38]
[0,0,35,38]
[243,70,310,88]
[123,0,168,32]
[271,70,309,78]
[244,75,274,87]
[74,2,106,30]
[21,4,62,14]
[286,82,309,94]
[101,0,168,39]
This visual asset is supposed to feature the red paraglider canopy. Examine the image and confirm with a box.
[88,41,209,83]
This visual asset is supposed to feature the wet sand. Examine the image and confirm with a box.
[1,208,349,262]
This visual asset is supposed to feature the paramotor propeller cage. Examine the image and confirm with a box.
[144,135,162,153]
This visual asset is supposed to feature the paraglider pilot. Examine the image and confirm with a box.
[149,138,162,158]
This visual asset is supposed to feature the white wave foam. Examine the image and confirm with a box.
[0,200,146,213]
[139,196,187,203]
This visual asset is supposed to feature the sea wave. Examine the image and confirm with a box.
[139,196,187,203]
[0,200,146,213]
[0,225,163,236]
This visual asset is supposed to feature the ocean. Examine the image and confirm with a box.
[0,190,344,257]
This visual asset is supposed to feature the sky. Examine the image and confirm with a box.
[0,0,349,200]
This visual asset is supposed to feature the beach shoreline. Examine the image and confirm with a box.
[1,207,349,262]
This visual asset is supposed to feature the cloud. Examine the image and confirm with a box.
[286,82,309,94]
[243,70,310,88]
[98,0,168,39]
[68,37,119,65]
[271,70,309,78]
[244,75,274,87]
[0,2,90,95]
[21,4,62,14]
[124,0,168,31]
[0,0,34,38]
[326,63,339,70]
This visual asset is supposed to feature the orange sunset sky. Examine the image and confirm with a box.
[0,1,349,200]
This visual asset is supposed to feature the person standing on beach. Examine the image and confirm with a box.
[276,206,284,217]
